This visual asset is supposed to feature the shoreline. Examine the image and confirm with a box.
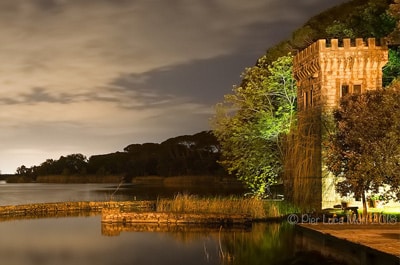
[0,201,155,219]
[297,223,400,264]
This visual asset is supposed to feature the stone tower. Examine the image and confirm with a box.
[292,38,388,209]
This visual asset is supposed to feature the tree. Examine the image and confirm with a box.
[325,20,356,39]
[261,0,396,65]
[387,0,400,44]
[325,88,400,216]
[57,154,88,175]
[212,55,296,196]
[325,0,396,39]
[16,165,30,176]
[157,131,223,177]
[383,47,400,87]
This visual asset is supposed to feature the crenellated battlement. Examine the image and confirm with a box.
[294,38,388,65]
[293,38,388,101]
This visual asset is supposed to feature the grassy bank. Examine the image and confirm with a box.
[155,194,299,220]
[131,175,245,187]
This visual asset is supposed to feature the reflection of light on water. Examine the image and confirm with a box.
[0,180,6,184]
[0,216,359,265]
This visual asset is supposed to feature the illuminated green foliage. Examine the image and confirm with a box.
[212,55,296,196]
[383,47,400,87]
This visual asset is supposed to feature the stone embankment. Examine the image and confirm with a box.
[0,201,155,220]
[101,209,252,226]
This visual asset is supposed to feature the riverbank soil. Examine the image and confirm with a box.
[298,223,400,258]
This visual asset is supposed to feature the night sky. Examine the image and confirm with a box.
[0,0,349,173]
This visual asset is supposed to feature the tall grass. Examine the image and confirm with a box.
[156,193,299,219]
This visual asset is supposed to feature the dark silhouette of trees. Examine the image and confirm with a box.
[124,143,160,177]
[87,152,129,176]
[57,154,88,175]
[157,131,222,177]
[16,165,31,176]
[15,131,225,182]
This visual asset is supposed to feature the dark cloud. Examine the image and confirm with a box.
[109,53,247,107]
[0,98,19,105]
[0,87,74,105]
[34,0,61,10]
[0,0,351,173]
[21,87,63,104]
[106,20,301,110]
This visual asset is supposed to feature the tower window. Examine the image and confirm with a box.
[341,85,349,97]
[353,84,361,94]
[303,90,314,109]
[304,91,308,109]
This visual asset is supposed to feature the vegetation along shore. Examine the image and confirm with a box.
[0,195,298,223]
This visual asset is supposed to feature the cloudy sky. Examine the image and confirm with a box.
[0,0,349,173]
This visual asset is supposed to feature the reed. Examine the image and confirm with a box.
[155,193,298,219]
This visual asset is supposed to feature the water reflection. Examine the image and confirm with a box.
[0,183,387,265]
[102,221,299,265]
[101,223,251,236]
[0,214,365,265]
[0,216,295,265]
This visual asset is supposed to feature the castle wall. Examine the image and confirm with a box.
[291,38,389,210]
[294,38,388,111]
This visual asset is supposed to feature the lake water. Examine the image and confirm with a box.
[0,183,389,265]
[0,183,247,206]
[0,217,294,265]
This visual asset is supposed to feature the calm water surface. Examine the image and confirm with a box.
[0,217,298,265]
[0,183,386,265]
[0,183,246,206]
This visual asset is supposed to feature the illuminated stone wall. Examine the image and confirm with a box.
[292,38,388,209]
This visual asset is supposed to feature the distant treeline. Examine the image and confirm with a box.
[15,131,226,182]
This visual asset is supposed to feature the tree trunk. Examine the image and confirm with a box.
[361,190,368,222]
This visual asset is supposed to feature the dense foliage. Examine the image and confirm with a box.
[325,0,396,39]
[15,131,225,181]
[325,88,400,214]
[383,47,400,87]
[263,0,397,64]
[212,55,296,196]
